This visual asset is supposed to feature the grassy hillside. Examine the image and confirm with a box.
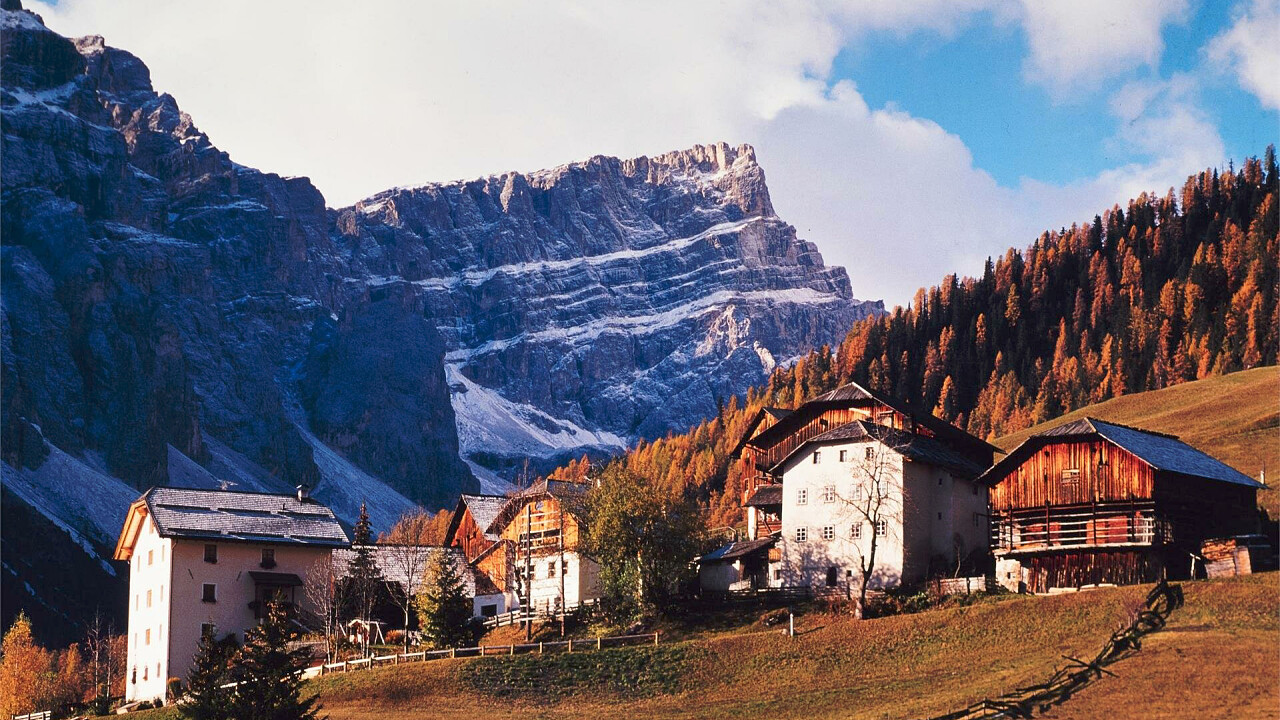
[123,574,1277,719]
[993,366,1279,515]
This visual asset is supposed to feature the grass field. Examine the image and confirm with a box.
[994,366,1279,516]
[127,573,1277,720]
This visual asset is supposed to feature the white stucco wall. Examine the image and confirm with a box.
[130,537,332,702]
[776,437,988,592]
[514,551,600,612]
[125,516,173,703]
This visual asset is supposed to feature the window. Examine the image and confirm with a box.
[144,629,150,646]
[795,527,808,543]
[481,604,499,618]
[1061,468,1081,489]
[937,512,943,520]
[796,489,808,505]
[826,567,838,587]
[146,589,152,608]
[865,447,875,460]
[812,450,821,464]
[851,486,863,501]
[201,622,215,639]
[547,562,556,579]
[875,519,888,537]
[850,523,862,540]
[147,550,153,566]
[260,548,276,568]
[204,544,218,564]
[938,476,944,486]
[822,485,836,503]
[773,567,782,581]
[202,583,217,603]
[838,449,847,462]
[143,666,148,682]
[821,526,835,540]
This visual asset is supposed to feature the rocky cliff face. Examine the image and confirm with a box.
[0,5,879,639]
[340,144,880,478]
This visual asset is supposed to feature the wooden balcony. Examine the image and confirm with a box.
[991,501,1171,555]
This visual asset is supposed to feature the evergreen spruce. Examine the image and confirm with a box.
[230,601,321,720]
[181,628,236,720]
[415,549,474,649]
[346,502,384,626]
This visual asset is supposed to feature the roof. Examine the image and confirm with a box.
[729,406,796,457]
[768,420,989,478]
[763,407,792,421]
[332,544,477,596]
[739,380,999,458]
[114,487,349,559]
[443,493,509,545]
[248,571,304,586]
[743,484,783,508]
[485,479,591,535]
[697,537,776,564]
[979,417,1263,488]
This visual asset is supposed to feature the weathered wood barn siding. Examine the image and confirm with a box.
[1023,549,1162,593]
[988,440,1155,510]
[498,496,580,552]
[752,405,903,476]
[451,506,494,561]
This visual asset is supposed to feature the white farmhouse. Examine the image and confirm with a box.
[112,487,349,704]
[723,381,996,596]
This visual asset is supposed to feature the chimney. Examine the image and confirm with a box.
[296,484,310,503]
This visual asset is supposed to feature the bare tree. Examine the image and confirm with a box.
[304,555,349,663]
[83,611,121,713]
[835,434,907,615]
[381,513,435,653]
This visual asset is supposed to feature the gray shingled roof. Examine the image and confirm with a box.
[1040,418,1262,488]
[332,545,480,596]
[459,494,508,541]
[743,484,783,507]
[697,536,776,564]
[144,487,349,547]
[768,420,988,478]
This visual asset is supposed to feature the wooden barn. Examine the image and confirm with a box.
[980,418,1265,593]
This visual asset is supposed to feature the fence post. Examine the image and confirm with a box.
[539,641,544,654]
[567,639,573,653]
[654,631,660,646]
[450,648,456,659]
[510,644,515,656]
[597,636,602,650]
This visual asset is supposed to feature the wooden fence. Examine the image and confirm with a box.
[700,585,812,603]
[313,632,661,675]
[927,576,995,596]
[12,711,51,720]
[482,597,599,629]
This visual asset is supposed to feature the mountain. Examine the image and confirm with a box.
[575,152,1278,529]
[339,144,879,480]
[0,5,875,641]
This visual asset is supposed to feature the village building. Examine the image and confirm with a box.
[443,493,516,616]
[113,487,349,704]
[332,544,506,623]
[716,381,996,594]
[980,418,1265,593]
[484,479,601,613]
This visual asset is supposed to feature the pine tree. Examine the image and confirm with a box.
[346,502,384,628]
[415,549,474,649]
[230,602,321,720]
[182,628,236,720]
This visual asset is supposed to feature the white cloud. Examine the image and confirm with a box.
[1208,0,1280,111]
[1017,0,1190,95]
[25,0,1226,306]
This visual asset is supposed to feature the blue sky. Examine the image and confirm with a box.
[31,0,1280,304]
[839,3,1275,189]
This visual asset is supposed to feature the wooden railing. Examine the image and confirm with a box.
[482,597,599,629]
[313,632,661,675]
[700,585,812,603]
[12,711,52,720]
[991,501,1168,553]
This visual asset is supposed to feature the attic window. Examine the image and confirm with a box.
[1061,469,1081,489]
[204,544,218,564]
[812,451,821,464]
